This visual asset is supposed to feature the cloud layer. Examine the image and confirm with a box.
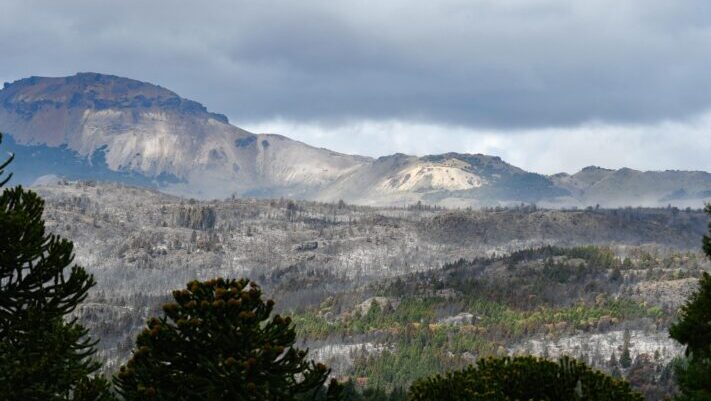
[2,0,711,172]
[245,114,711,174]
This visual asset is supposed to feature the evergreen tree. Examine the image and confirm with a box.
[608,352,623,378]
[0,133,12,187]
[114,278,341,401]
[669,204,711,400]
[0,133,112,400]
[620,328,632,369]
[387,386,406,401]
[705,204,711,258]
[408,355,643,401]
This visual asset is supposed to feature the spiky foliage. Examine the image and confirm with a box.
[0,187,96,332]
[671,273,711,361]
[0,133,12,187]
[0,132,112,401]
[704,204,711,260]
[114,278,339,401]
[408,355,643,401]
[669,205,711,401]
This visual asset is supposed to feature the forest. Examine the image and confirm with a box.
[2,146,711,399]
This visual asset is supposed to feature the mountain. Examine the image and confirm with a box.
[317,152,567,207]
[551,166,711,208]
[0,73,369,199]
[1,73,710,207]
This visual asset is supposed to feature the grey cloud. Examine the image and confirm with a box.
[2,0,711,129]
[246,115,711,174]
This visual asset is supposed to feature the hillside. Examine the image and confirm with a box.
[32,180,709,400]
[2,73,711,207]
[317,153,568,207]
[552,166,711,208]
[0,73,369,199]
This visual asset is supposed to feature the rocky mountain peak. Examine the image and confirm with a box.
[1,73,709,207]
[1,72,229,124]
[579,165,614,172]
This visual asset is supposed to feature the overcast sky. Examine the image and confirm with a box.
[2,0,711,173]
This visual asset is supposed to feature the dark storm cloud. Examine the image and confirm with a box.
[2,0,711,128]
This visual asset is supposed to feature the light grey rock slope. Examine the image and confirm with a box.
[317,153,568,207]
[2,73,710,207]
[0,73,369,199]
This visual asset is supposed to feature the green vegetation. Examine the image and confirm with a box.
[0,133,113,400]
[1,132,709,400]
[114,278,340,401]
[669,204,711,401]
[341,296,658,388]
[409,355,643,401]
[291,245,675,391]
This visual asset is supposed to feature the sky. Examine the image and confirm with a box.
[1,0,711,173]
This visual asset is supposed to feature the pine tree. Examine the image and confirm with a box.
[620,329,632,369]
[0,133,112,400]
[669,204,711,400]
[114,278,341,401]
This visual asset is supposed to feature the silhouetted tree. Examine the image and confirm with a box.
[705,204,711,257]
[0,133,112,400]
[0,133,13,187]
[114,278,341,401]
[408,356,643,401]
[669,204,711,400]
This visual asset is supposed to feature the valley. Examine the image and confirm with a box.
[34,180,710,400]
[5,3,711,400]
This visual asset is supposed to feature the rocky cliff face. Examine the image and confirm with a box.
[0,73,368,199]
[317,152,568,207]
[2,73,710,207]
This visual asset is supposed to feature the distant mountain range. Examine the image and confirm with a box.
[1,72,710,208]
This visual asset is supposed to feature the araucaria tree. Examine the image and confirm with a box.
[669,204,711,401]
[114,278,338,401]
[408,355,643,401]
[0,133,112,400]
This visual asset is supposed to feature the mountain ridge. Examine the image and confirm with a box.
[1,72,710,207]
